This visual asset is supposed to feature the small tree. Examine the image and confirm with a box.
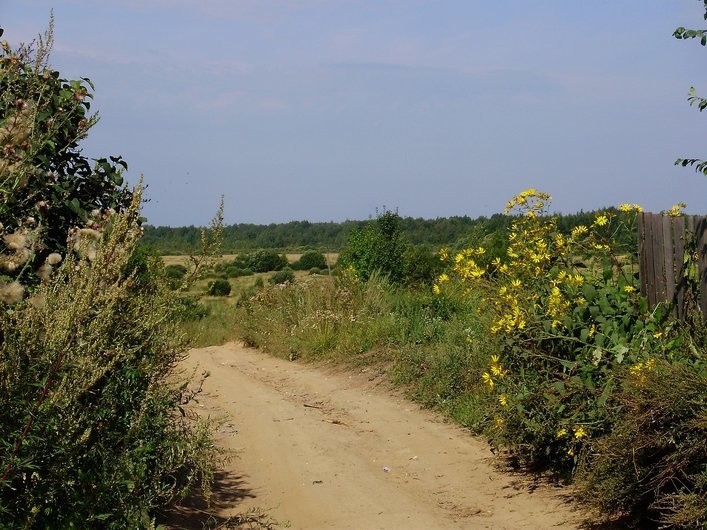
[339,208,406,283]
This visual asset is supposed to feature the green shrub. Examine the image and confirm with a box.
[225,266,243,278]
[0,21,133,290]
[401,245,442,285]
[172,295,210,321]
[269,267,294,285]
[207,278,231,296]
[339,209,406,284]
[241,267,254,276]
[165,264,188,280]
[292,251,327,271]
[236,250,288,273]
[0,191,219,527]
[309,267,322,275]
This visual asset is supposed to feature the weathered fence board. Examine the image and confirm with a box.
[638,213,707,320]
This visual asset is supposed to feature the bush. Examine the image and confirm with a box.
[207,278,231,296]
[236,250,288,273]
[339,209,406,284]
[0,21,133,290]
[0,191,219,526]
[225,266,244,278]
[241,267,254,276]
[165,264,188,280]
[269,267,295,285]
[172,295,209,321]
[292,251,326,271]
[309,267,322,275]
[401,245,442,285]
[441,190,675,472]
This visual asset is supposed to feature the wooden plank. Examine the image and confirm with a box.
[662,216,676,315]
[697,217,707,318]
[644,213,657,308]
[652,214,666,303]
[638,213,647,298]
[673,216,686,319]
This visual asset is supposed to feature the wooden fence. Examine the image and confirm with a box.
[637,213,707,319]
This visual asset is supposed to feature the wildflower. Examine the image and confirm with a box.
[511,279,522,289]
[499,394,508,407]
[573,426,586,439]
[482,372,494,388]
[37,263,53,282]
[653,331,663,339]
[494,417,504,428]
[567,448,575,456]
[46,253,62,265]
[633,204,643,213]
[438,273,450,284]
[556,428,568,438]
[588,324,596,337]
[666,202,686,217]
[432,284,441,295]
[3,230,28,251]
[624,285,635,293]
[439,247,449,262]
[490,355,500,365]
[594,215,608,227]
[619,203,632,212]
[0,280,24,305]
[571,225,588,237]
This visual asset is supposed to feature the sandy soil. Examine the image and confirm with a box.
[178,342,586,530]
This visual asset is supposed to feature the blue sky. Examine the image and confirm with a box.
[3,1,707,225]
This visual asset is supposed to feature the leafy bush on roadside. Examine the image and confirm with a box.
[0,191,220,527]
[207,278,231,296]
[339,209,406,284]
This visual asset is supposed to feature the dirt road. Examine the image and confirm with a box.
[181,343,585,529]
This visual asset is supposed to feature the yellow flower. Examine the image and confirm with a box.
[653,331,663,339]
[482,372,494,388]
[490,355,500,364]
[567,448,575,456]
[439,247,449,262]
[432,284,441,295]
[499,394,508,407]
[619,203,632,212]
[438,273,450,283]
[573,426,586,439]
[667,202,687,217]
[633,204,643,213]
[571,225,588,237]
[594,215,608,227]
[588,324,596,337]
[494,417,504,428]
[511,279,522,289]
[556,428,568,438]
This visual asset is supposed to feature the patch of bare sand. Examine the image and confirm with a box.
[178,342,586,529]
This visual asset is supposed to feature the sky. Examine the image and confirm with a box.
[2,1,707,226]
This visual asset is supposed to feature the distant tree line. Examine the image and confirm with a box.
[142,208,637,254]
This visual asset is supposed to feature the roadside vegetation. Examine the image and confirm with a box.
[176,192,705,528]
[0,24,226,528]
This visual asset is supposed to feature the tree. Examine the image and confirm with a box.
[674,1,707,175]
[339,208,406,283]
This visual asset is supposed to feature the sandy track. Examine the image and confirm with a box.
[181,342,584,530]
